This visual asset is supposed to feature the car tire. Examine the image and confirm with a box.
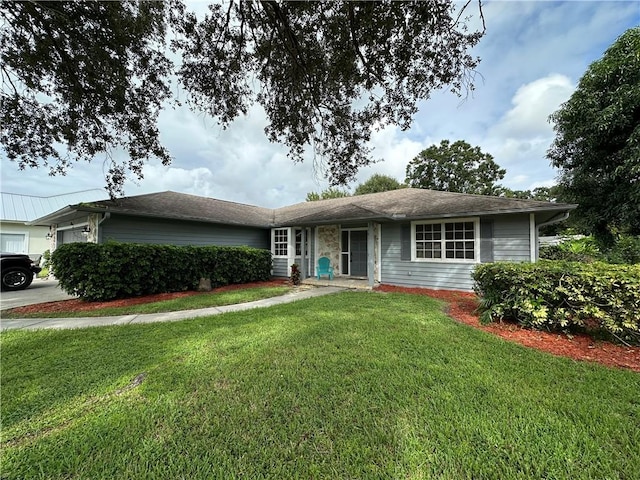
[1,267,34,291]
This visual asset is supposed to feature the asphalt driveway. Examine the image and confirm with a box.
[0,279,76,310]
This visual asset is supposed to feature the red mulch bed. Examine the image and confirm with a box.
[9,280,639,373]
[376,284,640,373]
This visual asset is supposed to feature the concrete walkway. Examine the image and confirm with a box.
[1,286,347,331]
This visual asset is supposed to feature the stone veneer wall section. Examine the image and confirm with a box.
[88,214,99,243]
[317,225,341,275]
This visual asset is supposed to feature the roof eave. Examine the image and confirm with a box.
[399,204,579,222]
[274,214,390,227]
[27,206,87,225]
[30,205,273,229]
[275,204,578,226]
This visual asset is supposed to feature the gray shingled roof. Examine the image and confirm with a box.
[1,189,107,222]
[30,191,275,228]
[274,188,576,225]
[30,188,577,227]
[89,191,275,227]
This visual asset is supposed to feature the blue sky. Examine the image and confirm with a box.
[1,0,638,207]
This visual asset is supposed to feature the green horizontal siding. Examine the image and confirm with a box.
[380,223,475,291]
[492,214,531,262]
[99,215,270,249]
[380,215,533,291]
[272,258,289,277]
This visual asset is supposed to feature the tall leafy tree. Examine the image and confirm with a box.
[547,27,640,244]
[354,174,404,195]
[405,140,506,195]
[1,1,485,197]
[0,1,182,196]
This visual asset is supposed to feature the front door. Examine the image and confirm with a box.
[349,230,368,277]
[340,229,368,277]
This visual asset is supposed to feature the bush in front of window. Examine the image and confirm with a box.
[473,261,640,345]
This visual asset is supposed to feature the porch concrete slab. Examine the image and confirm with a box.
[1,285,348,331]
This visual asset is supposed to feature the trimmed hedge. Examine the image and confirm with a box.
[51,242,272,301]
[473,261,640,344]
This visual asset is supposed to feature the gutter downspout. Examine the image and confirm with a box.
[96,212,111,243]
[537,210,570,230]
[98,212,111,225]
[534,210,571,262]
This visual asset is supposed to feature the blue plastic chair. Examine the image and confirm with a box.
[316,256,334,280]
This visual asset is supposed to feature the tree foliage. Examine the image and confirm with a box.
[496,185,562,202]
[0,1,182,196]
[547,27,640,244]
[305,188,351,202]
[354,174,404,196]
[1,1,485,197]
[405,140,506,195]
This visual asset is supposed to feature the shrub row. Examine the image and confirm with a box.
[539,235,640,264]
[51,242,272,301]
[473,261,640,344]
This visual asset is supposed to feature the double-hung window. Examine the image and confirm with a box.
[412,219,478,262]
[273,228,288,257]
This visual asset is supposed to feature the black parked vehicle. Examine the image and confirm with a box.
[1,253,42,291]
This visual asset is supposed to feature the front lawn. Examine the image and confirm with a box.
[2,292,639,479]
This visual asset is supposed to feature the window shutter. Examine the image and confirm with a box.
[480,219,494,263]
[400,224,411,261]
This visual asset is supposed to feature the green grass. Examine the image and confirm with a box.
[2,291,639,479]
[2,286,291,318]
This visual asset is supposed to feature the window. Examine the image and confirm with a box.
[415,223,442,259]
[295,229,309,256]
[444,221,475,259]
[273,228,288,256]
[412,219,478,262]
[1,233,26,253]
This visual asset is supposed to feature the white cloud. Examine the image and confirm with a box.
[355,125,428,185]
[475,73,574,190]
[492,74,574,139]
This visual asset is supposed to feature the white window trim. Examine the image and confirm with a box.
[272,228,289,258]
[411,217,480,263]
